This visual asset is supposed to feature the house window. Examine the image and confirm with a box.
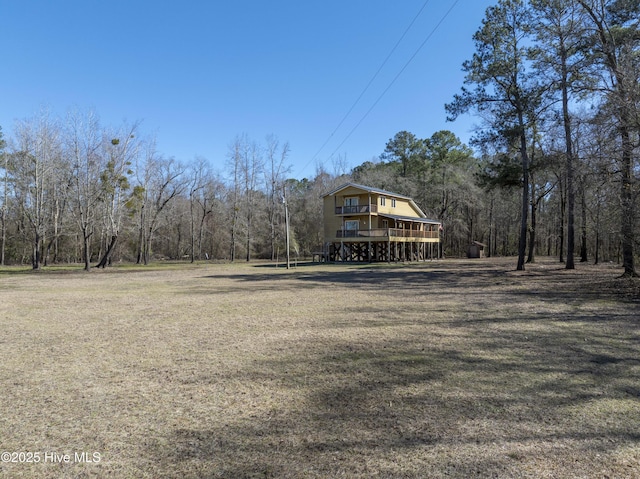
[344,197,359,213]
[391,198,396,207]
[380,197,386,206]
[344,220,359,237]
[344,220,359,230]
[382,220,389,229]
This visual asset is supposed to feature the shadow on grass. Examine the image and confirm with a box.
[147,259,639,477]
[198,259,637,308]
[198,262,511,293]
[148,312,640,477]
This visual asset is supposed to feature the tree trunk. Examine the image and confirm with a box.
[82,229,91,271]
[580,186,588,262]
[96,235,117,268]
[136,207,145,264]
[594,199,601,265]
[230,209,237,262]
[577,0,637,276]
[527,208,535,263]
[516,114,529,272]
[527,181,536,264]
[189,192,196,263]
[0,210,5,266]
[32,232,42,270]
[562,45,575,270]
[245,210,251,262]
[558,176,565,263]
[198,211,208,260]
[488,196,494,258]
[143,226,154,265]
[619,125,637,276]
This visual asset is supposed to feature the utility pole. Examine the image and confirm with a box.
[283,185,290,270]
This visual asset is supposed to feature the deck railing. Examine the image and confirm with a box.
[337,228,439,239]
[335,204,378,215]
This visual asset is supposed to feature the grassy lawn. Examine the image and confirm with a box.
[0,257,638,478]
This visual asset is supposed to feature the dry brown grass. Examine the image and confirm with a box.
[0,257,638,478]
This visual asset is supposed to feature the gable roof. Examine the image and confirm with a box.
[322,182,412,200]
[323,182,429,219]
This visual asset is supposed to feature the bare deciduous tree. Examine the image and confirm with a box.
[64,108,102,270]
[264,135,290,261]
[11,110,64,269]
[135,148,187,265]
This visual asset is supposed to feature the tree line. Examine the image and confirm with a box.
[355,0,639,276]
[446,0,639,276]
[0,0,638,274]
[0,110,353,270]
[0,112,295,270]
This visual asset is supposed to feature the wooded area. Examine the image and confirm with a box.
[0,0,638,273]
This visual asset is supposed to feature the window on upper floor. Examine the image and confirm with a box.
[391,198,396,207]
[380,197,386,206]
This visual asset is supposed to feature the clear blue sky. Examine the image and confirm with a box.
[1,1,494,180]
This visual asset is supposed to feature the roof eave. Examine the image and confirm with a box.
[322,182,411,200]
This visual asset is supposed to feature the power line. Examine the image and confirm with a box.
[307,0,432,167]
[326,0,461,162]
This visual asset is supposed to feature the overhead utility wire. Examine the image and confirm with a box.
[309,0,432,165]
[327,0,461,161]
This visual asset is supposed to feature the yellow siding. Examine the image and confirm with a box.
[323,196,341,240]
[323,184,438,243]
[376,196,418,216]
[322,184,440,262]
[335,186,372,198]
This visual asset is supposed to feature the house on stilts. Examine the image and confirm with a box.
[322,183,441,262]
